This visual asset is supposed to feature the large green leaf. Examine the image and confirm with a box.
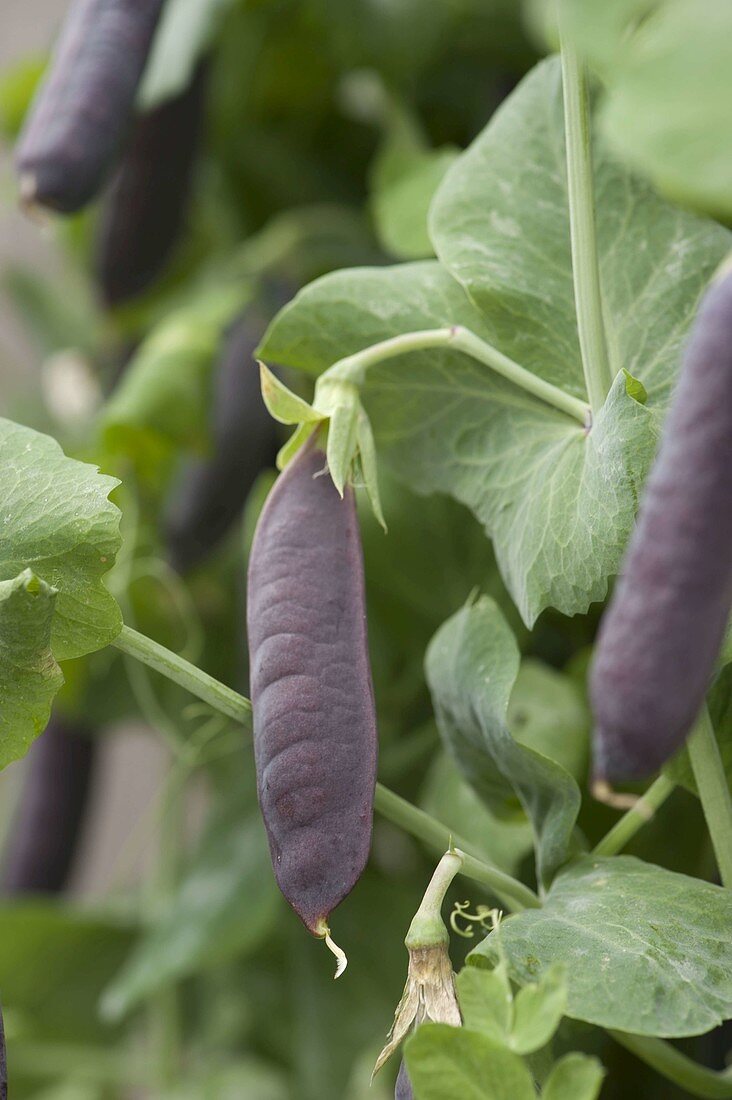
[404,1024,536,1100]
[558,0,732,219]
[101,807,279,1020]
[425,598,580,886]
[0,419,121,661]
[261,61,728,623]
[261,263,640,625]
[0,571,63,768]
[471,856,732,1037]
[430,56,729,407]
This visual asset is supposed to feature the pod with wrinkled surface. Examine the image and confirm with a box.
[95,63,207,306]
[1,715,97,895]
[164,308,280,574]
[15,0,165,213]
[591,271,732,781]
[247,442,377,934]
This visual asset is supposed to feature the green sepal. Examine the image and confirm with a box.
[259,362,322,426]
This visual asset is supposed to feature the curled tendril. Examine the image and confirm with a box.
[450,901,502,938]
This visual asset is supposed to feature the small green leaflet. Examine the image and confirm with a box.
[425,597,581,887]
[456,962,567,1055]
[0,570,63,768]
[405,1024,536,1100]
[542,1053,605,1100]
[471,856,732,1037]
[0,418,121,661]
[261,58,730,625]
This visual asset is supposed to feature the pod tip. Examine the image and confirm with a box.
[591,778,641,812]
[18,173,50,226]
[316,920,348,978]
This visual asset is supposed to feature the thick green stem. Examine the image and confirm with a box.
[325,326,589,425]
[687,705,732,889]
[373,784,540,911]
[611,1032,732,1098]
[593,775,676,858]
[560,32,613,413]
[406,849,463,948]
[113,624,251,726]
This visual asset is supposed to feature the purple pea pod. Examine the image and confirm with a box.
[395,1060,414,1099]
[15,0,165,213]
[247,442,377,944]
[95,62,207,306]
[1,715,97,895]
[164,310,280,574]
[591,270,732,781]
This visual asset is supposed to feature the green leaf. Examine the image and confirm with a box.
[139,0,235,107]
[542,1053,605,1100]
[510,964,566,1055]
[425,598,580,885]
[102,289,245,463]
[421,754,533,878]
[456,964,512,1044]
[404,1024,536,1100]
[372,147,459,260]
[430,56,729,408]
[559,0,732,219]
[0,419,121,661]
[471,856,732,1037]
[100,807,279,1020]
[0,570,63,769]
[260,203,717,622]
[507,660,590,786]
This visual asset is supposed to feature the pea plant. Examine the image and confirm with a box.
[0,1,731,1098]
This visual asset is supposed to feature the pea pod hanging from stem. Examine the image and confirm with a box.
[591,267,732,781]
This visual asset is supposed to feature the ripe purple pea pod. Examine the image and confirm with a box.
[95,63,207,307]
[164,308,280,574]
[247,442,377,947]
[1,715,97,895]
[591,269,732,781]
[15,0,165,213]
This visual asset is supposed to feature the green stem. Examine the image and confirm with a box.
[611,1032,732,1099]
[560,32,613,413]
[592,775,676,858]
[687,705,732,889]
[112,624,539,912]
[373,783,540,911]
[406,849,463,948]
[113,624,251,726]
[325,326,589,425]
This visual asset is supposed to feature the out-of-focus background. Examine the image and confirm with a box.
[0,0,170,904]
